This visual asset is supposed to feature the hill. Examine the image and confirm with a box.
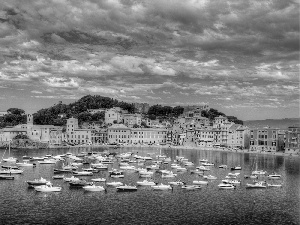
[244,118,300,130]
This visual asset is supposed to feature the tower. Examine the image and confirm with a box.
[27,114,33,127]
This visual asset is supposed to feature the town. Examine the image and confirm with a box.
[0,103,299,156]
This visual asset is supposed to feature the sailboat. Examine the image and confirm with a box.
[2,141,18,163]
[251,153,267,175]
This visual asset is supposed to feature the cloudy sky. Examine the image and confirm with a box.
[0,0,299,120]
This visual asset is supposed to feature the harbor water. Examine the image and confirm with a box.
[0,147,299,225]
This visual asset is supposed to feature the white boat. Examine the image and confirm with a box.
[228,173,240,177]
[183,162,194,166]
[231,166,242,170]
[162,173,177,178]
[2,142,17,163]
[199,159,208,162]
[151,183,172,190]
[27,177,49,185]
[170,164,181,169]
[106,181,123,186]
[34,182,62,192]
[73,171,93,176]
[202,162,214,166]
[192,180,208,185]
[119,162,129,166]
[0,169,23,174]
[252,170,267,175]
[203,175,217,180]
[268,174,281,179]
[267,183,282,188]
[168,181,185,186]
[62,164,78,170]
[140,174,152,178]
[63,176,80,182]
[222,179,240,185]
[146,164,160,170]
[246,182,267,188]
[139,170,154,175]
[137,180,156,186]
[38,159,57,164]
[196,166,210,171]
[116,185,138,192]
[181,185,202,190]
[218,183,235,189]
[91,178,106,182]
[176,167,187,172]
[16,160,35,167]
[83,168,99,172]
[71,162,83,166]
[190,169,204,174]
[52,175,64,179]
[164,157,171,162]
[250,175,258,179]
[157,155,167,159]
[219,165,227,169]
[119,165,136,170]
[82,185,105,192]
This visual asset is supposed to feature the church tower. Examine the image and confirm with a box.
[27,114,33,127]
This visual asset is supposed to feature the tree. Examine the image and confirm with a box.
[133,124,139,128]
[7,108,25,115]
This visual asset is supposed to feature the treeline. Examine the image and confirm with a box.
[147,105,184,120]
[0,108,27,128]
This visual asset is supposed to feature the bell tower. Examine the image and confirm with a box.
[27,114,33,127]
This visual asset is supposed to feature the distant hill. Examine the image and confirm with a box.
[244,118,300,130]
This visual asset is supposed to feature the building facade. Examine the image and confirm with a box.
[249,127,282,152]
[285,126,300,154]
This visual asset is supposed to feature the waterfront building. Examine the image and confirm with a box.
[249,127,284,152]
[130,128,167,145]
[105,108,124,125]
[284,126,300,154]
[91,129,107,144]
[195,129,215,147]
[49,128,63,146]
[227,125,250,149]
[123,113,142,127]
[107,124,131,144]
[64,117,92,145]
[0,127,27,142]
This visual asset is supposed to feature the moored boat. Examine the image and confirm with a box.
[137,180,156,186]
[34,182,62,192]
[151,183,172,190]
[27,177,49,186]
[106,181,123,186]
[91,178,106,182]
[192,180,208,185]
[83,185,105,192]
[246,181,267,188]
[181,185,202,190]
[218,183,236,189]
[0,175,14,180]
[116,185,138,192]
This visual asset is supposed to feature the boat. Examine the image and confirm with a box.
[181,185,202,190]
[268,174,281,179]
[218,183,236,189]
[267,183,282,188]
[69,180,93,187]
[176,167,187,172]
[0,175,14,180]
[31,157,46,161]
[52,175,64,179]
[82,185,105,192]
[62,164,78,170]
[202,162,214,166]
[183,162,194,167]
[192,180,208,185]
[110,171,125,178]
[146,164,160,170]
[162,173,177,178]
[199,159,208,162]
[34,182,62,192]
[139,170,154,175]
[83,168,99,173]
[252,170,267,175]
[151,183,172,190]
[250,175,258,179]
[246,182,267,188]
[231,166,242,170]
[228,173,240,177]
[168,181,185,186]
[63,176,80,182]
[116,185,138,192]
[26,177,49,186]
[54,168,73,173]
[137,180,156,186]
[22,155,32,160]
[222,179,240,185]
[91,164,108,170]
[16,160,35,167]
[196,166,210,171]
[91,178,106,182]
[190,169,204,174]
[71,162,83,166]
[219,165,227,169]
[2,142,18,163]
[106,181,123,186]
[72,171,93,176]
[0,169,23,174]
[170,164,181,169]
[1,165,19,170]
[119,165,136,170]
[140,174,152,178]
[38,159,57,164]
[203,175,217,180]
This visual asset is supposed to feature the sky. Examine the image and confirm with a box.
[0,0,299,121]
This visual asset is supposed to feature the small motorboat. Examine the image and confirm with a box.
[27,177,50,186]
[0,169,23,174]
[119,165,136,170]
[222,179,240,185]
[162,173,177,178]
[83,168,99,173]
[38,159,57,164]
[168,181,185,186]
[106,181,123,186]
[231,166,242,170]
[250,175,258,179]
[91,178,106,182]
[22,155,32,160]
[268,174,281,179]
[252,170,267,175]
[190,169,204,174]
[92,164,108,170]
[69,180,93,187]
[35,182,62,192]
[218,183,235,190]
[116,185,138,192]
[181,185,201,190]
[110,171,125,178]
[72,171,93,176]
[192,180,208,185]
[199,159,208,162]
[71,162,83,166]
[219,165,227,169]
[146,164,160,170]
[137,180,156,186]
[196,166,210,171]
[151,183,172,190]
[176,167,187,172]
[52,175,64,179]
[183,162,194,167]
[64,176,80,182]
[246,182,267,189]
[0,175,14,180]
[202,162,214,166]
[267,183,282,188]
[1,165,19,170]
[140,174,153,178]
[3,157,18,163]
[228,173,240,177]
[16,160,35,167]
[62,164,78,170]
[170,164,181,169]
[203,175,217,180]
[83,185,105,192]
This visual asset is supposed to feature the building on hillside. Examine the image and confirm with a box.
[123,114,142,127]
[227,124,250,149]
[0,111,8,117]
[64,117,92,145]
[249,127,284,152]
[183,105,210,113]
[107,124,131,144]
[134,103,150,114]
[195,129,215,147]
[285,126,299,154]
[130,128,167,145]
[213,116,228,128]
[105,108,123,125]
